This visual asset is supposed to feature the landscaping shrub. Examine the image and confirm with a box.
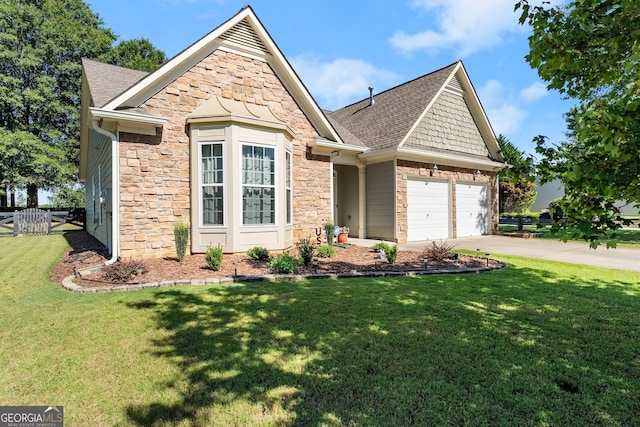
[205,244,223,271]
[324,221,335,246]
[372,242,389,253]
[385,244,398,264]
[173,222,189,263]
[423,240,456,262]
[295,235,316,266]
[268,252,302,274]
[316,245,336,258]
[102,259,147,283]
[247,246,270,261]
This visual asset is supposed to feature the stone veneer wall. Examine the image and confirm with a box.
[396,160,498,243]
[118,50,331,259]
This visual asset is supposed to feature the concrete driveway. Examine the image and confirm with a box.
[398,235,640,272]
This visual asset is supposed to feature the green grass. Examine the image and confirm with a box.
[2,233,640,426]
[500,224,640,248]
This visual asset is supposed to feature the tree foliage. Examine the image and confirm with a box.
[516,0,640,248]
[0,128,69,206]
[0,0,166,207]
[99,37,167,72]
[498,135,537,215]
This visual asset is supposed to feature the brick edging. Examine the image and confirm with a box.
[60,260,506,293]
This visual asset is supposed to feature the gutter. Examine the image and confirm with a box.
[91,120,120,265]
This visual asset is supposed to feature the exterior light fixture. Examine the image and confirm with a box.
[430,164,438,176]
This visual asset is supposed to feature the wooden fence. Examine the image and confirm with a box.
[0,208,85,236]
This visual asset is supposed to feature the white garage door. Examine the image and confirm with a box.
[407,179,449,241]
[455,183,489,237]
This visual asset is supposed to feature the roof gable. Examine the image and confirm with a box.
[99,6,339,142]
[329,61,503,162]
[327,63,457,151]
[82,58,148,108]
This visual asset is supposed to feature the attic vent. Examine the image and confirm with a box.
[447,75,464,91]
[219,19,268,55]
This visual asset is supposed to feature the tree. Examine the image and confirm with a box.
[0,128,69,206]
[0,1,166,207]
[0,0,116,206]
[99,37,167,72]
[516,0,640,248]
[497,135,536,230]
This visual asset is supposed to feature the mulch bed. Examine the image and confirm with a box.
[51,230,502,289]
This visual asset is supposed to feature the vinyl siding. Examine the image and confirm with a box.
[85,130,112,252]
[366,161,395,240]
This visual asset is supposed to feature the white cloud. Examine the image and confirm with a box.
[520,81,548,103]
[477,79,527,136]
[390,0,560,57]
[486,104,527,136]
[290,54,399,110]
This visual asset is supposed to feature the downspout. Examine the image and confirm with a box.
[91,120,120,265]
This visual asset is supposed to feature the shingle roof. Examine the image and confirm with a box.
[327,62,458,151]
[82,58,149,108]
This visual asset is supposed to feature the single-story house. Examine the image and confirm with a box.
[79,5,505,261]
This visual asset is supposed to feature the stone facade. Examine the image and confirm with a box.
[396,160,498,243]
[117,50,331,259]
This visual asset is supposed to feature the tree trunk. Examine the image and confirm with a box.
[10,187,15,208]
[0,185,6,207]
[26,183,38,208]
[517,215,524,231]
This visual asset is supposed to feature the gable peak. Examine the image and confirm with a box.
[219,17,268,55]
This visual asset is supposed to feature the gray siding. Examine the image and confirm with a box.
[405,91,490,157]
[335,165,360,237]
[366,161,395,240]
[85,130,112,252]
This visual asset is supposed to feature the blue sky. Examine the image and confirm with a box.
[87,0,572,155]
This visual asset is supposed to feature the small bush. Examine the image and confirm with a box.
[102,259,147,283]
[324,221,335,246]
[423,240,457,262]
[173,222,189,263]
[268,252,303,274]
[205,244,223,271]
[247,246,270,261]
[316,245,336,258]
[296,235,317,266]
[372,242,389,253]
[385,244,398,264]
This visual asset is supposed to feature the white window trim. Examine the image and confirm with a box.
[240,141,277,227]
[285,149,292,226]
[199,140,226,228]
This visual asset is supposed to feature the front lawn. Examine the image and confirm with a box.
[1,233,639,426]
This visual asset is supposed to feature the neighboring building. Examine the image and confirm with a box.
[531,179,639,215]
[79,6,505,260]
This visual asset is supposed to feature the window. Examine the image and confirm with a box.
[285,150,292,225]
[201,143,224,225]
[242,144,275,225]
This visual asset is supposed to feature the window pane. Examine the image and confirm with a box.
[203,186,223,225]
[202,143,223,184]
[242,187,275,224]
[202,143,223,225]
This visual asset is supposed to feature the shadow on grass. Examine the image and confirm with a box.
[124,263,640,426]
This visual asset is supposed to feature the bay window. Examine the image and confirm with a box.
[242,144,275,225]
[201,143,224,225]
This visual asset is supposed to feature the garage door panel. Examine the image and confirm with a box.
[407,179,449,241]
[456,183,488,237]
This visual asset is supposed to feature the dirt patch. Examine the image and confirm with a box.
[52,230,503,288]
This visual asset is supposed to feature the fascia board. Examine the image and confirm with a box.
[397,147,506,171]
